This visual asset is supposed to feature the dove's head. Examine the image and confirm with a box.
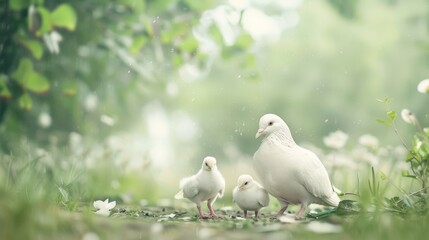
[256,113,289,138]
[236,174,255,191]
[202,156,217,171]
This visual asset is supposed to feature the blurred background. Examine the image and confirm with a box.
[0,0,428,209]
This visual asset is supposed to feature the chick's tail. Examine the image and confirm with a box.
[174,189,184,199]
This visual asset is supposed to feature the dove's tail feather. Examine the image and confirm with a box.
[174,190,184,199]
[333,185,342,194]
[324,192,341,207]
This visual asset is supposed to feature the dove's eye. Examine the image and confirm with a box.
[268,121,273,126]
[205,163,208,166]
[244,182,248,185]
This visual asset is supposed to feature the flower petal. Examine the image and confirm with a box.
[93,200,105,210]
[106,200,116,210]
[95,209,111,217]
[417,79,429,93]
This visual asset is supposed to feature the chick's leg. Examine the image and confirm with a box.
[197,204,208,219]
[207,197,222,218]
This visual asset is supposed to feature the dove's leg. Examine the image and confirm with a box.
[294,204,307,220]
[275,202,289,217]
[254,210,259,219]
[243,210,247,218]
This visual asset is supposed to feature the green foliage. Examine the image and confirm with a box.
[50,4,77,31]
[16,37,44,60]
[12,58,50,95]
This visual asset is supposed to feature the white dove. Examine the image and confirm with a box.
[175,156,225,219]
[232,174,270,219]
[253,113,340,219]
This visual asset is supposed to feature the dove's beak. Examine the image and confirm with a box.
[255,128,265,138]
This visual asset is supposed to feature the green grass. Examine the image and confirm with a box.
[1,142,429,240]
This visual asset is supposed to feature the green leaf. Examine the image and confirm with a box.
[9,0,31,11]
[51,4,77,31]
[12,58,50,94]
[376,97,390,104]
[63,81,78,96]
[387,110,397,121]
[130,36,148,54]
[235,34,253,48]
[120,0,145,12]
[58,187,69,202]
[0,76,12,99]
[16,37,44,60]
[376,119,391,127]
[36,7,53,36]
[336,200,361,215]
[179,36,198,53]
[401,169,417,179]
[19,93,32,111]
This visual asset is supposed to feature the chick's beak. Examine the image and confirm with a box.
[255,128,265,139]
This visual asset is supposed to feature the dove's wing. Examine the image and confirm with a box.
[296,147,335,201]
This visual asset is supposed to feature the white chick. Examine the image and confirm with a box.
[232,174,269,219]
[175,156,225,219]
[253,114,340,219]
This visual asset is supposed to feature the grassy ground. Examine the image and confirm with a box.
[1,140,428,240]
[1,193,429,240]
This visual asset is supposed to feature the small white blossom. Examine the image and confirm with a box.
[43,31,63,54]
[38,112,52,128]
[82,232,99,240]
[401,109,417,125]
[323,130,348,149]
[417,79,429,93]
[93,198,116,216]
[358,134,379,149]
[100,114,115,126]
[69,132,82,148]
[84,94,98,111]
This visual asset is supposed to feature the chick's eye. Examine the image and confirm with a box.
[268,121,273,126]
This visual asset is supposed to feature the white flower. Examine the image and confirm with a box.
[82,232,99,240]
[43,31,63,54]
[93,198,116,216]
[401,109,417,125]
[38,112,52,128]
[358,134,379,149]
[100,114,115,126]
[84,94,98,111]
[323,130,348,149]
[69,132,82,148]
[417,79,429,93]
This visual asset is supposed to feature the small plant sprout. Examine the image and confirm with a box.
[417,79,429,93]
[93,199,116,216]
